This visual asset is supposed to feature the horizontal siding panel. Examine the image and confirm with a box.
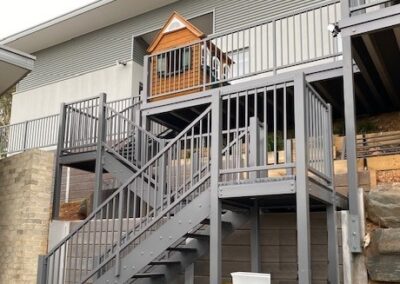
[18,0,327,92]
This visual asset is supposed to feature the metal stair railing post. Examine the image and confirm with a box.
[52,102,67,219]
[342,0,351,17]
[93,93,107,211]
[209,91,222,284]
[294,72,312,283]
[249,116,261,180]
[36,255,47,284]
[158,139,167,206]
[326,103,341,284]
[22,120,29,151]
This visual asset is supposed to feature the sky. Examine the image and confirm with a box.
[0,0,98,39]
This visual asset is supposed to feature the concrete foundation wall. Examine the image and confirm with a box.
[0,150,54,283]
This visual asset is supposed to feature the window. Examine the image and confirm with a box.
[157,47,191,76]
[222,64,230,80]
[232,47,250,77]
[212,57,221,80]
[201,45,212,67]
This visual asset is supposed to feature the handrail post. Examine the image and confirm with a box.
[93,93,107,211]
[326,103,341,284]
[142,55,150,105]
[294,72,312,284]
[22,120,29,151]
[272,20,277,74]
[52,103,67,219]
[210,91,222,284]
[249,116,260,179]
[202,40,207,91]
[158,139,167,205]
[326,104,334,184]
[36,255,47,284]
[342,0,351,18]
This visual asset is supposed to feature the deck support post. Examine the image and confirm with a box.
[52,102,67,219]
[210,91,222,284]
[93,93,107,211]
[250,199,261,273]
[294,73,312,284]
[342,35,362,253]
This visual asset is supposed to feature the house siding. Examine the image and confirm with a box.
[17,0,327,93]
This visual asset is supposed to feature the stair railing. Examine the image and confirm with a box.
[39,105,212,284]
[104,104,163,168]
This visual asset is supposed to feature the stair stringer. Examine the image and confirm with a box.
[94,189,212,284]
[103,151,161,207]
[103,152,135,183]
[133,210,251,284]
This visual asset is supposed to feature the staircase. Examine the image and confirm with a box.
[41,105,248,284]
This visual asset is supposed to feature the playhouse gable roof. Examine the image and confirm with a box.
[147,12,205,53]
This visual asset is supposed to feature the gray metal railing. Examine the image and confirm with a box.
[62,96,141,154]
[347,0,399,15]
[145,0,341,101]
[0,95,141,158]
[0,114,60,156]
[217,75,334,187]
[105,104,162,167]
[306,82,333,183]
[219,80,296,184]
[40,106,212,284]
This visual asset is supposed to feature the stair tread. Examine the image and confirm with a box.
[150,260,181,265]
[201,218,231,226]
[133,273,165,278]
[186,233,210,239]
[167,247,197,252]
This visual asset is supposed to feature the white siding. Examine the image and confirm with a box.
[17,0,331,93]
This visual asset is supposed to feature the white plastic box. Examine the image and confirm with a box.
[231,272,271,284]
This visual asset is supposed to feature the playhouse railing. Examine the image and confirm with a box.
[144,0,341,101]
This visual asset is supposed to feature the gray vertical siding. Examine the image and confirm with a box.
[17,0,328,92]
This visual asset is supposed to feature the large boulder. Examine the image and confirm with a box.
[366,191,400,228]
[366,229,400,282]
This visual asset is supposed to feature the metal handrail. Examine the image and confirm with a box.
[0,95,142,157]
[43,106,212,283]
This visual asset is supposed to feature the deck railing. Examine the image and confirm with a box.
[346,0,399,16]
[217,73,334,187]
[0,114,59,156]
[0,96,140,157]
[144,0,341,101]
[306,82,334,183]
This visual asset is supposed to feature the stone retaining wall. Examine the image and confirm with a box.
[0,150,54,283]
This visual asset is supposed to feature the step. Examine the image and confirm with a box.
[200,218,231,226]
[150,260,181,265]
[133,273,165,279]
[167,247,197,253]
[186,233,210,239]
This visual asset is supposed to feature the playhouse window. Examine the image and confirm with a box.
[212,57,221,80]
[157,47,191,76]
[222,64,230,80]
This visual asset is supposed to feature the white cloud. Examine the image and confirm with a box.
[0,0,97,39]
